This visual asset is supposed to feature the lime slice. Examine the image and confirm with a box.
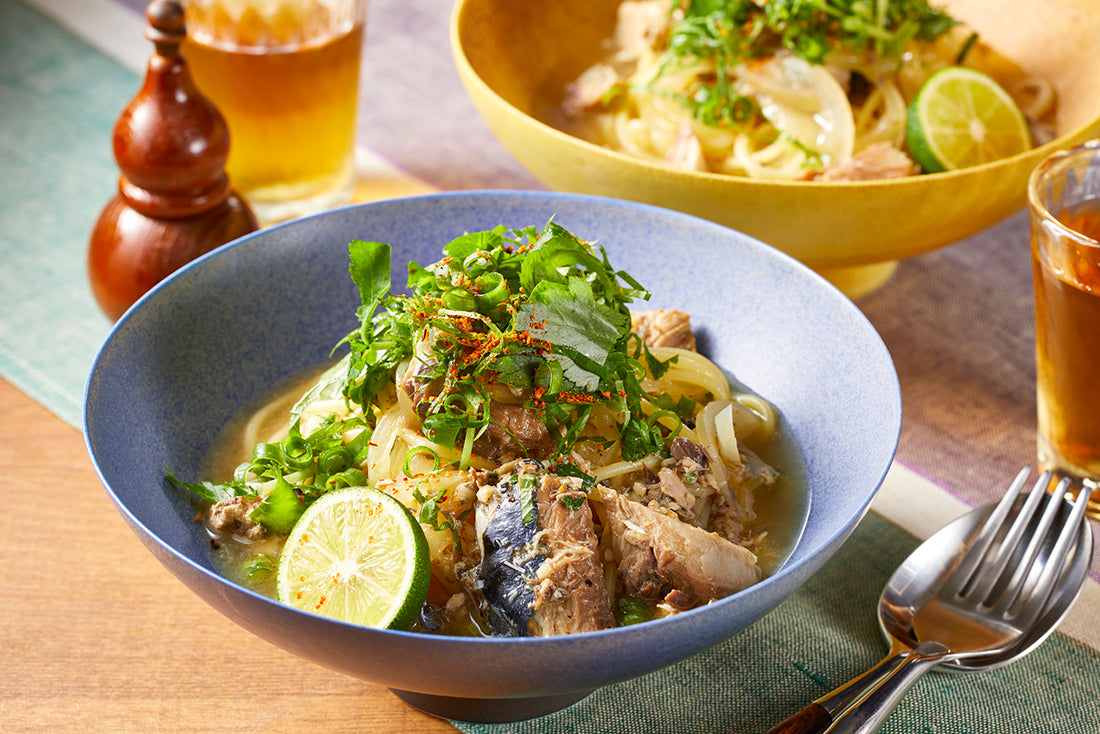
[906,67,1031,173]
[276,486,430,630]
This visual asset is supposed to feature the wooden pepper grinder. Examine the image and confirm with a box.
[88,0,258,321]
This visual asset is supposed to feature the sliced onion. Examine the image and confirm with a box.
[737,54,856,169]
[713,403,742,469]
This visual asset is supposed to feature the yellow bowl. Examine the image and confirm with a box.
[451,0,1100,296]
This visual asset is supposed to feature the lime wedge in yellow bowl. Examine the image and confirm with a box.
[276,486,430,630]
[907,67,1032,173]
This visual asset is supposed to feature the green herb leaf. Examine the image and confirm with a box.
[165,469,255,505]
[249,473,306,536]
[560,494,586,511]
[615,596,652,626]
[290,354,350,425]
[348,239,392,318]
[516,277,625,391]
[518,472,538,526]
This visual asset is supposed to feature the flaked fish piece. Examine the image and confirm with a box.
[469,463,615,636]
[531,474,616,635]
[207,495,268,541]
[563,63,621,116]
[630,309,696,351]
[817,141,915,181]
[475,401,556,461]
[613,0,670,52]
[665,119,708,172]
[599,486,760,608]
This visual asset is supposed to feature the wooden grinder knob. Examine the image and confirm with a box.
[88,0,258,321]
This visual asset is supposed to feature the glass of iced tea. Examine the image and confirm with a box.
[182,0,366,224]
[1028,140,1100,503]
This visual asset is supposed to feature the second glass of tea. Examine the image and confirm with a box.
[183,0,366,224]
[1028,139,1100,505]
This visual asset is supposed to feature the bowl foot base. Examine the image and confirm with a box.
[816,260,898,299]
[390,687,593,723]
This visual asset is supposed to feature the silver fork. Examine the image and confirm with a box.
[820,469,1093,734]
[767,468,1094,734]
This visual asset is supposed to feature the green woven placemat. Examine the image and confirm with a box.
[0,0,124,428]
[456,511,1099,734]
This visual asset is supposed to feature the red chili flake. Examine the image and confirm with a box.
[558,390,602,404]
[510,330,550,353]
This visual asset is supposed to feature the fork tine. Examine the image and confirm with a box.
[1011,482,1093,630]
[941,466,1032,596]
[994,476,1071,612]
[960,470,1055,602]
[942,467,1044,598]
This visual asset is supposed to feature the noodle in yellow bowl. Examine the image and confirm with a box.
[451,0,1100,297]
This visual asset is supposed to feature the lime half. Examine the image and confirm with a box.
[276,486,430,630]
[906,67,1031,173]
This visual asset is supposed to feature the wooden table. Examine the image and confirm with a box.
[0,376,456,733]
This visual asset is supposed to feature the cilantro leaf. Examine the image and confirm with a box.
[290,354,351,425]
[348,239,391,319]
[165,470,256,505]
[249,474,306,536]
[517,277,626,391]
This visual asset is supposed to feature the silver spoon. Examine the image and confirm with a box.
[765,467,1094,734]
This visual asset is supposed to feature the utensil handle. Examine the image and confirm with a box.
[763,646,911,734]
[822,641,948,734]
[762,703,832,734]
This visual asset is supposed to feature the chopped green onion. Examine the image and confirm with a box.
[243,553,276,581]
[616,597,651,627]
[319,445,353,474]
[518,472,539,526]
[402,445,441,476]
[280,435,313,470]
[443,288,477,311]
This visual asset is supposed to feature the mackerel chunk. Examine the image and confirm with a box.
[530,474,616,635]
[475,464,543,637]
[599,486,760,609]
[472,463,615,637]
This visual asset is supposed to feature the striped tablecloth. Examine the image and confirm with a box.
[2,0,1097,731]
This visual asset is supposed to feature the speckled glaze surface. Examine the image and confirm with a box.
[83,191,901,722]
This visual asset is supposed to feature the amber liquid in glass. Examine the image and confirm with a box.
[182,3,363,222]
[1032,200,1100,481]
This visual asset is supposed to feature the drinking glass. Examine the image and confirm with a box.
[182,0,367,224]
[1028,139,1100,503]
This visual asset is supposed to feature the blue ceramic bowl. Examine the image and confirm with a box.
[83,191,900,723]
